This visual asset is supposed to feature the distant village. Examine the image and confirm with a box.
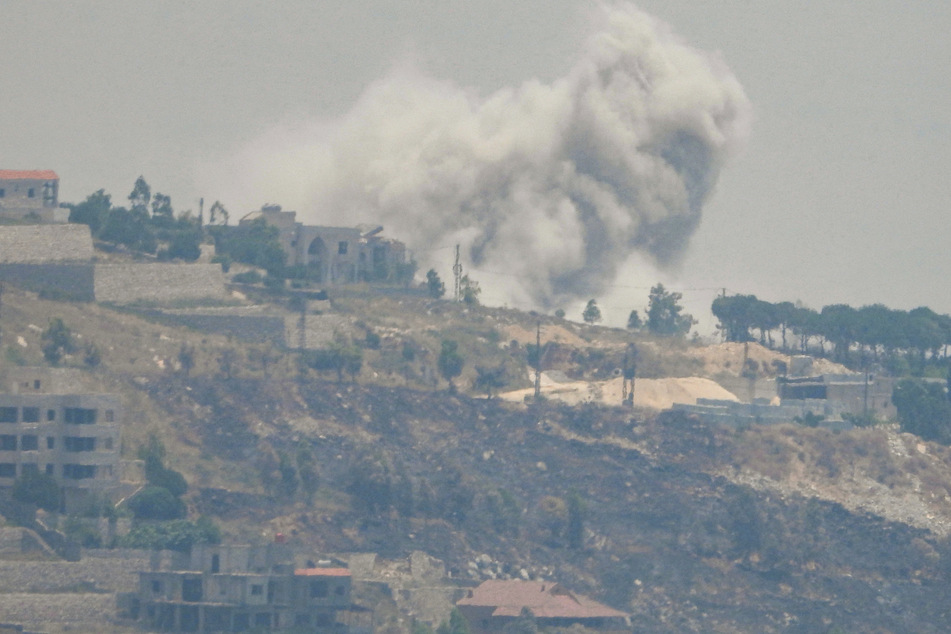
[0,170,640,633]
[0,169,930,632]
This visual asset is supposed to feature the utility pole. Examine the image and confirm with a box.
[622,343,637,408]
[298,297,307,350]
[534,321,542,400]
[0,282,3,348]
[452,244,462,302]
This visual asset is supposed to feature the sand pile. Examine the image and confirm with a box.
[499,373,738,410]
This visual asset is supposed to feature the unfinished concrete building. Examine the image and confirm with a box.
[0,368,120,512]
[0,170,66,223]
[239,205,407,285]
[777,373,898,420]
[136,543,371,633]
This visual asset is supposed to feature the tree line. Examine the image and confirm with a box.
[68,176,220,261]
[712,294,951,374]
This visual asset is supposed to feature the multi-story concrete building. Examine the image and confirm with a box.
[0,170,66,223]
[136,543,371,633]
[0,368,120,512]
[238,205,408,285]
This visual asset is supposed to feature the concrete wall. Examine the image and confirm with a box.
[94,263,228,304]
[716,376,777,404]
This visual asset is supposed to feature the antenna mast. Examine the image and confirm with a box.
[452,244,463,302]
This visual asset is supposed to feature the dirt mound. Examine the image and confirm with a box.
[687,341,851,377]
[498,373,737,410]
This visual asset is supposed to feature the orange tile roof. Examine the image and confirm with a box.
[457,580,628,620]
[294,567,351,577]
[0,170,58,180]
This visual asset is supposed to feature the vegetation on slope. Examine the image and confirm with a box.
[7,282,951,631]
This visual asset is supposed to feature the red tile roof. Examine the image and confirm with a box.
[294,567,351,577]
[0,170,58,180]
[457,580,628,620]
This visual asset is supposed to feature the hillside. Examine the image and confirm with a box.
[3,284,951,632]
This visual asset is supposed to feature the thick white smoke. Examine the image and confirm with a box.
[208,3,751,309]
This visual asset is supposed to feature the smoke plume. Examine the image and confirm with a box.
[211,3,751,309]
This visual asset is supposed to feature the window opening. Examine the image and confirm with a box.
[64,408,96,424]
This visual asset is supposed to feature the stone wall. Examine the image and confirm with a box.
[151,307,287,344]
[0,206,69,222]
[0,555,147,593]
[94,263,228,304]
[0,263,95,300]
[0,224,93,263]
[285,313,351,349]
[0,593,117,631]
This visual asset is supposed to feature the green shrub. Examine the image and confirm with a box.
[232,270,263,285]
[127,486,187,520]
[118,517,221,552]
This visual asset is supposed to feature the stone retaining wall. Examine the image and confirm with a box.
[94,263,228,304]
[0,263,95,300]
[286,313,351,349]
[0,593,117,631]
[0,224,93,263]
[150,308,287,344]
[0,552,149,593]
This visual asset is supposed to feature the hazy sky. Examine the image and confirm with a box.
[2,1,949,331]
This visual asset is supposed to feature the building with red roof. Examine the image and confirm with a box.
[456,579,630,633]
[0,169,65,222]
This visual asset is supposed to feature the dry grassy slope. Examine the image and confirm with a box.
[1,284,944,538]
[0,284,287,489]
[6,286,951,630]
[723,424,951,537]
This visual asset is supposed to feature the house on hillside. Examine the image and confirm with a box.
[777,373,898,420]
[0,368,120,513]
[0,170,66,223]
[239,205,408,285]
[135,542,371,633]
[456,579,629,633]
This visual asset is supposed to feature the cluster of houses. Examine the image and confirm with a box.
[128,542,628,633]
[0,169,409,304]
[0,168,913,631]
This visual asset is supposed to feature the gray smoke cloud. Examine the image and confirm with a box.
[208,2,751,309]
